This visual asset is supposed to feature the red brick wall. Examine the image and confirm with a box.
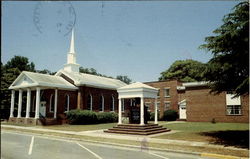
[144,80,181,117]
[185,87,249,123]
[78,86,119,112]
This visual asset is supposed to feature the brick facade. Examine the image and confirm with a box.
[144,80,181,117]
[144,80,249,123]
[184,86,249,123]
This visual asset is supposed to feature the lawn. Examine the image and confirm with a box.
[156,122,249,149]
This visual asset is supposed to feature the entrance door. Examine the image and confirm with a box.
[40,101,46,117]
[179,100,186,119]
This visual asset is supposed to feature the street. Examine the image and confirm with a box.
[1,131,212,159]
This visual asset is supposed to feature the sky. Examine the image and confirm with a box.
[2,1,239,82]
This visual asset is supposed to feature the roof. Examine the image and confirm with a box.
[9,71,78,90]
[56,70,127,90]
[182,81,208,87]
[118,82,158,90]
[117,82,158,99]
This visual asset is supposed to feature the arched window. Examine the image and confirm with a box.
[87,94,92,111]
[99,95,104,112]
[110,95,114,112]
[50,94,55,112]
[64,94,70,112]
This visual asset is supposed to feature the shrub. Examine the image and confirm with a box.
[66,109,97,124]
[163,109,178,121]
[66,109,118,124]
[97,112,118,123]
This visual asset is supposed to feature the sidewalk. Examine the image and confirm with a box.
[0,124,242,150]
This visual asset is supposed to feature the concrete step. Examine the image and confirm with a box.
[108,127,166,132]
[114,125,162,130]
[104,128,170,135]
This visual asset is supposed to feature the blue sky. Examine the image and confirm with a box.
[2,1,239,82]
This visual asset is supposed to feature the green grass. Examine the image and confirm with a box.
[155,122,249,149]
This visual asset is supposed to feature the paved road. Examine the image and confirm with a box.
[1,131,212,159]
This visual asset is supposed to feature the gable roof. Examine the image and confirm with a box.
[118,82,158,90]
[9,71,77,90]
[56,69,127,90]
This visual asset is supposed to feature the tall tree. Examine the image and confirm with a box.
[116,75,132,84]
[5,56,35,72]
[1,56,36,119]
[159,59,206,82]
[200,2,249,96]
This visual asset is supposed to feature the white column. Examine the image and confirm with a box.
[10,90,15,118]
[140,97,144,125]
[54,89,58,118]
[118,98,122,124]
[35,87,40,119]
[154,98,158,124]
[17,90,23,118]
[25,88,31,118]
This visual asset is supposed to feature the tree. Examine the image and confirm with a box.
[200,2,249,96]
[1,56,36,119]
[5,56,35,72]
[36,69,56,75]
[116,75,132,84]
[159,59,206,82]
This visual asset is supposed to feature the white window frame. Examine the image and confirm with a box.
[49,94,54,112]
[64,94,70,112]
[110,95,115,112]
[164,101,170,110]
[164,88,170,97]
[99,95,104,112]
[226,93,242,115]
[87,94,93,111]
[226,105,242,115]
[157,102,160,112]
[121,99,125,112]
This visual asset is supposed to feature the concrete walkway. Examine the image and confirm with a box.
[1,124,242,151]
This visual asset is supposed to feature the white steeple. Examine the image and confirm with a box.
[64,28,80,72]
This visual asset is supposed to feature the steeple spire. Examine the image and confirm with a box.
[64,28,80,73]
[69,28,75,53]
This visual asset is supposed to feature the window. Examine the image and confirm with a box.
[164,102,170,110]
[87,94,92,110]
[64,94,70,112]
[164,88,170,97]
[50,94,55,112]
[157,89,160,97]
[99,95,104,111]
[227,105,242,115]
[110,95,114,111]
[226,93,241,115]
[121,99,125,112]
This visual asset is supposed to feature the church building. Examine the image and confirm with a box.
[8,30,127,125]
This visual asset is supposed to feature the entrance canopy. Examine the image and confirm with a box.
[117,82,158,99]
[117,82,159,125]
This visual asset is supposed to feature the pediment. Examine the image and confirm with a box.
[12,74,35,87]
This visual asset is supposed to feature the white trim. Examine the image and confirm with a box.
[49,94,54,112]
[64,94,70,112]
[87,94,93,111]
[99,95,104,112]
[110,95,115,112]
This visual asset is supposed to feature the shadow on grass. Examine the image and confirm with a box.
[200,130,249,149]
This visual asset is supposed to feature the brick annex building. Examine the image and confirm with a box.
[144,80,249,123]
[8,30,249,125]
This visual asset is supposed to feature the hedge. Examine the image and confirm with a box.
[66,109,118,124]
[162,109,179,121]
